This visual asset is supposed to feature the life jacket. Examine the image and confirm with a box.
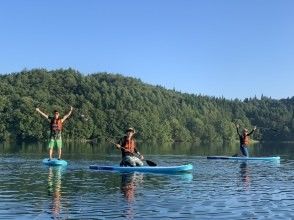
[121,136,136,154]
[50,118,63,132]
[240,134,250,145]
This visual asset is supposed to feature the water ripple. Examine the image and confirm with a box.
[0,155,294,219]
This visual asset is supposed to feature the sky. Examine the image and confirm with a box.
[0,0,293,99]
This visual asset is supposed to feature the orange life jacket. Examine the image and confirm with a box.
[50,118,63,132]
[122,137,136,154]
[240,134,250,145]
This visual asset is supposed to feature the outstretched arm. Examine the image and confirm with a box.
[36,108,49,120]
[235,124,241,136]
[247,126,257,136]
[62,106,73,122]
[115,138,123,149]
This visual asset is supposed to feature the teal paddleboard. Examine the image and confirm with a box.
[42,158,68,166]
[89,164,193,174]
[207,156,280,161]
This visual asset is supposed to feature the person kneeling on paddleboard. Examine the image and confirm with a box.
[236,124,257,157]
[115,128,144,167]
[36,107,73,161]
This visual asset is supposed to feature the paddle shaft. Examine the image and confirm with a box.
[108,140,142,157]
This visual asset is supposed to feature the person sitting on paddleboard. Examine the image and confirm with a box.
[115,128,144,167]
[36,107,73,161]
[236,124,257,157]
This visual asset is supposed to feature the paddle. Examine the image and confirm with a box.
[108,139,157,166]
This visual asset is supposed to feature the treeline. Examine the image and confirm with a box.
[0,69,293,144]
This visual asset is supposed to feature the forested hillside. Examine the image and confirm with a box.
[0,69,293,144]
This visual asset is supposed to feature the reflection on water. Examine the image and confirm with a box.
[0,142,294,219]
[120,173,144,220]
[239,162,250,190]
[47,166,64,219]
[120,173,143,203]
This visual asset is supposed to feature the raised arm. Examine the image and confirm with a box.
[235,124,241,136]
[61,106,73,122]
[36,108,49,120]
[247,126,257,136]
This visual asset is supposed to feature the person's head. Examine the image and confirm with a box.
[126,127,135,138]
[53,110,60,119]
[243,128,248,134]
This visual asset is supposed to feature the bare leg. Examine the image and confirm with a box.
[58,148,62,160]
[49,148,53,160]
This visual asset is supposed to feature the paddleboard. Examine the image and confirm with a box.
[42,158,68,166]
[89,164,193,174]
[207,156,280,161]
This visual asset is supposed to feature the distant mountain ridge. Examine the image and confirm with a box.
[0,68,293,143]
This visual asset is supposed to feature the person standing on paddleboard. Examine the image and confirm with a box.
[115,128,144,167]
[236,124,257,157]
[36,107,73,161]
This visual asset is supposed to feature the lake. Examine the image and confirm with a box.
[0,142,293,219]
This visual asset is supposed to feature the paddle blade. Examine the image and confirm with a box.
[146,160,157,167]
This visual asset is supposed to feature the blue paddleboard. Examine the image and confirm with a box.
[207,156,280,161]
[42,158,68,166]
[89,164,193,174]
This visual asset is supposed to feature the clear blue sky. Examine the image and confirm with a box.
[0,0,293,99]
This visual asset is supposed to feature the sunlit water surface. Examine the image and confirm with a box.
[0,142,293,219]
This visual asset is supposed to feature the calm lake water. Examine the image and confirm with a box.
[0,142,294,219]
